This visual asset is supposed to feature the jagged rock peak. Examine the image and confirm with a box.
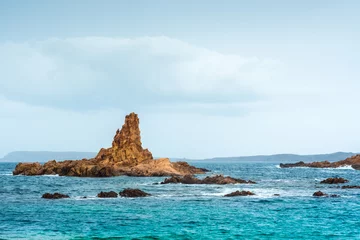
[112,112,142,149]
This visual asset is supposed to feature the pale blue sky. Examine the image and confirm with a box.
[0,1,359,158]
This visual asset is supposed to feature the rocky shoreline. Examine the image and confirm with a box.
[13,113,206,177]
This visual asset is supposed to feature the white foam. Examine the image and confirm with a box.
[42,174,60,177]
[277,165,355,170]
[0,173,12,176]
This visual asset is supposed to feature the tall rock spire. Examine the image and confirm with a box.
[96,112,153,164]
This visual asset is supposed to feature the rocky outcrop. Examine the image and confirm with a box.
[13,113,206,177]
[341,185,360,189]
[320,177,348,184]
[97,191,118,198]
[280,154,360,170]
[161,175,256,185]
[42,193,70,199]
[119,188,151,197]
[312,191,340,197]
[224,190,255,197]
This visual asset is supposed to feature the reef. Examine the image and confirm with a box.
[13,113,206,177]
[279,154,360,170]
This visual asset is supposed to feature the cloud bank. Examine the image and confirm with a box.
[0,36,281,112]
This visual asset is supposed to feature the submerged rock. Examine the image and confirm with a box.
[161,175,256,185]
[280,155,360,170]
[13,113,206,177]
[320,177,348,184]
[224,190,255,197]
[42,192,70,199]
[119,188,151,197]
[97,191,118,198]
[341,185,360,189]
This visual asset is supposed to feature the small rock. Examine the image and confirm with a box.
[119,188,151,198]
[97,191,118,198]
[273,194,280,196]
[42,192,70,199]
[224,190,255,197]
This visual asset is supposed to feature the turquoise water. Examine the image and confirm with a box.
[0,162,359,239]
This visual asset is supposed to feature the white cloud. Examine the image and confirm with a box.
[0,36,282,111]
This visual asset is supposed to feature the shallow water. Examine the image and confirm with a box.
[0,162,359,239]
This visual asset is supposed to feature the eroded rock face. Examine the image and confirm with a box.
[97,191,118,198]
[280,155,360,170]
[161,175,256,185]
[42,193,70,199]
[320,177,349,184]
[224,190,255,197]
[119,188,150,197]
[13,113,206,177]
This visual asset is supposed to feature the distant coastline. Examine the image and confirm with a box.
[2,151,357,163]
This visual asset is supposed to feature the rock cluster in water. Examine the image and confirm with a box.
[13,113,206,177]
[160,174,256,185]
[320,177,349,184]
[224,190,255,197]
[279,155,360,170]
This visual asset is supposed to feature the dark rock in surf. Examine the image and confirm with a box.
[224,190,255,197]
[97,191,118,198]
[320,177,348,184]
[161,175,256,185]
[119,188,151,197]
[42,192,70,199]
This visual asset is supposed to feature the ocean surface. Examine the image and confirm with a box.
[0,162,359,239]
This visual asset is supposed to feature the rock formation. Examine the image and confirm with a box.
[161,175,256,185]
[224,190,255,197]
[279,154,360,170]
[119,188,151,197]
[13,113,206,177]
[320,177,349,184]
[97,191,118,198]
[42,193,70,199]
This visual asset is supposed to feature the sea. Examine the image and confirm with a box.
[0,162,359,239]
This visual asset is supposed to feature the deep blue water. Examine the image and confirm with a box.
[0,162,359,239]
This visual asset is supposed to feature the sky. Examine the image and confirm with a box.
[0,0,359,158]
